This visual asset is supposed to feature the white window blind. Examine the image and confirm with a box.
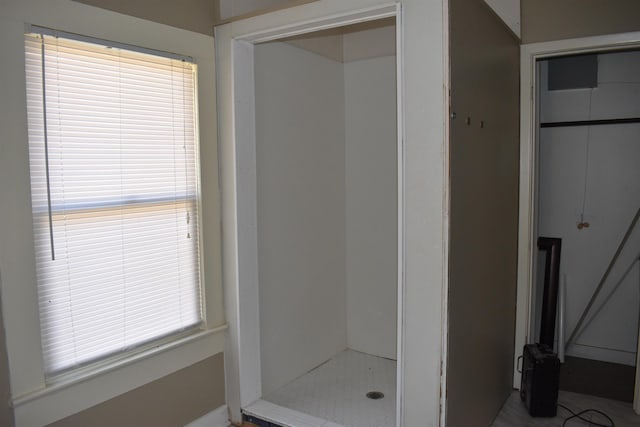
[24,30,204,376]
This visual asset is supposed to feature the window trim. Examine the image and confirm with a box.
[25,30,206,377]
[0,2,225,426]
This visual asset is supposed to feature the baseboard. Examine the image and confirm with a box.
[185,404,229,427]
[560,356,636,402]
[568,344,636,366]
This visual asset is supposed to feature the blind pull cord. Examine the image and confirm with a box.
[40,37,55,261]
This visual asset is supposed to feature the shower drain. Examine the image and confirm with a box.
[366,391,384,400]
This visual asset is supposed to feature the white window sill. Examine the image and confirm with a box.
[11,324,227,427]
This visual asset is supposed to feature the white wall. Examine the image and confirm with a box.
[254,41,348,395]
[483,0,520,38]
[254,33,398,393]
[343,24,396,62]
[345,54,397,360]
[538,51,640,365]
[218,0,303,20]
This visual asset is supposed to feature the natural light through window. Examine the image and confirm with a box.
[24,28,203,377]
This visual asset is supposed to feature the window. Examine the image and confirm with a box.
[24,28,203,377]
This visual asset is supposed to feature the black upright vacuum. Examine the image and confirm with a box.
[519,237,562,417]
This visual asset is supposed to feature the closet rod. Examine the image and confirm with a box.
[540,117,640,128]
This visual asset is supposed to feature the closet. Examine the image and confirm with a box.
[243,18,399,427]
[534,49,640,402]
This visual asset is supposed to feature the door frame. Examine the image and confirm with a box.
[636,324,640,414]
[215,1,450,426]
[513,30,640,391]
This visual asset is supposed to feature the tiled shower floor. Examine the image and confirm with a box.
[245,349,396,427]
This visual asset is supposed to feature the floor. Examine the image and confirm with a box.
[244,351,639,427]
[244,349,396,427]
[492,389,640,427]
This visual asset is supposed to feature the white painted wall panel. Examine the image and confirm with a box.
[254,41,347,395]
[483,0,520,38]
[597,49,640,83]
[219,0,294,20]
[538,125,640,365]
[345,54,397,360]
[343,24,396,63]
[540,55,640,122]
[538,51,640,365]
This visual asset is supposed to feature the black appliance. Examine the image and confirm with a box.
[519,237,562,417]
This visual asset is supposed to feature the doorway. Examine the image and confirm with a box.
[535,50,640,401]
[248,18,398,427]
[216,2,451,426]
[514,31,640,414]
[216,5,405,427]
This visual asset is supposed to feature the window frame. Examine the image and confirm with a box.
[0,2,225,426]
[25,29,207,378]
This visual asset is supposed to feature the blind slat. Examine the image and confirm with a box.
[25,32,203,376]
